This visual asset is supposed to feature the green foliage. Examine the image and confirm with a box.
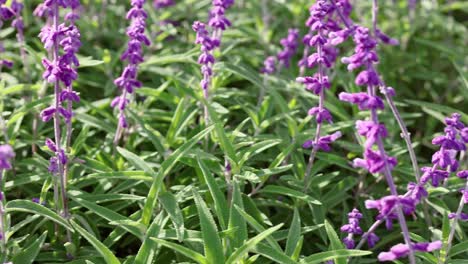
[0,0,466,263]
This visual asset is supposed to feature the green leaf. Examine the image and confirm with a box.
[324,220,345,264]
[260,185,321,205]
[5,200,73,231]
[301,249,372,263]
[70,196,144,239]
[117,147,156,175]
[227,180,248,251]
[234,205,282,252]
[159,192,185,242]
[205,101,239,171]
[193,190,225,264]
[254,243,297,264]
[141,125,214,226]
[70,220,121,264]
[226,224,284,264]
[197,156,229,230]
[134,212,165,264]
[285,209,301,257]
[150,238,207,264]
[11,231,47,264]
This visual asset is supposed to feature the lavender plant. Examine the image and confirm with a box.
[0,0,464,263]
[112,0,150,146]
[38,0,81,231]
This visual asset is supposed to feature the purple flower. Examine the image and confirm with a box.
[457,170,468,179]
[339,92,384,110]
[342,237,355,249]
[407,182,427,201]
[277,28,300,68]
[378,241,441,262]
[297,75,330,94]
[153,0,175,8]
[0,145,15,170]
[448,212,468,221]
[356,120,388,148]
[303,131,341,151]
[367,232,380,248]
[353,150,397,174]
[260,56,276,75]
[365,195,416,220]
[340,208,363,249]
[308,107,332,124]
[420,167,449,187]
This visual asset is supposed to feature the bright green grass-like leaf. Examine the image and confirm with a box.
[134,212,165,264]
[70,220,121,264]
[234,205,282,251]
[285,209,301,257]
[11,231,47,264]
[324,220,345,264]
[159,192,185,242]
[140,125,214,226]
[193,190,225,264]
[197,156,229,229]
[226,224,284,264]
[300,249,372,263]
[150,238,207,264]
[227,180,248,252]
[254,243,298,264]
[260,185,321,205]
[70,196,144,240]
[5,200,73,231]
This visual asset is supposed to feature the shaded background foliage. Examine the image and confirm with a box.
[0,0,467,263]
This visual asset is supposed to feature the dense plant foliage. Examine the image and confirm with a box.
[0,0,466,263]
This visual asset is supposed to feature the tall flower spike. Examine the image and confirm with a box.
[112,0,150,146]
[299,0,350,191]
[38,0,81,243]
[193,0,234,124]
[337,16,418,264]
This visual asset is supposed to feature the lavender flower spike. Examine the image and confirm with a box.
[112,0,150,145]
[38,0,81,243]
[338,22,417,263]
[193,0,234,125]
[299,0,349,191]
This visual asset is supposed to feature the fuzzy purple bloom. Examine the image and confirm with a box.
[260,56,276,75]
[277,28,299,68]
[153,0,175,8]
[378,241,441,262]
[0,145,15,170]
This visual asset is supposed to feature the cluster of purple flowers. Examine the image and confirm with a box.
[38,0,81,175]
[153,0,175,8]
[378,241,442,261]
[261,28,300,74]
[111,0,150,142]
[193,0,234,100]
